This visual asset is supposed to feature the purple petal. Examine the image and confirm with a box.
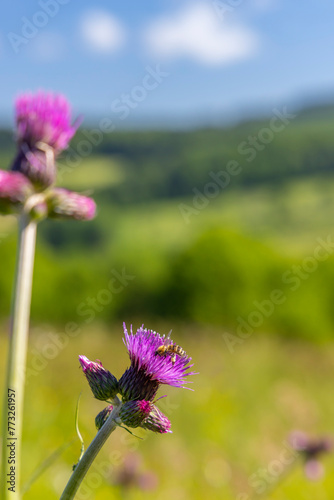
[123,323,196,389]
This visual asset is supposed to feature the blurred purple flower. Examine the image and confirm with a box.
[46,188,96,221]
[12,91,80,188]
[79,356,118,401]
[304,459,325,481]
[1,90,97,221]
[289,430,332,481]
[113,453,158,491]
[118,323,195,402]
[15,91,79,152]
[0,170,34,214]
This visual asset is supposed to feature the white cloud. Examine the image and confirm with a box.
[144,3,259,66]
[28,32,66,62]
[80,10,126,54]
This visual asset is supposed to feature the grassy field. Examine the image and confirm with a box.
[1,323,334,499]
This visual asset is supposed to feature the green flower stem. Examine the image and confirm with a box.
[1,213,37,500]
[60,399,122,500]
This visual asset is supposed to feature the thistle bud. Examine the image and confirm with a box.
[11,144,56,190]
[141,404,172,434]
[46,188,96,221]
[120,400,172,434]
[119,400,152,428]
[79,356,118,401]
[95,405,113,431]
[0,170,34,214]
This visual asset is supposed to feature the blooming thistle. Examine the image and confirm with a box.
[118,324,195,402]
[289,431,332,480]
[80,324,195,436]
[12,92,80,189]
[79,356,119,401]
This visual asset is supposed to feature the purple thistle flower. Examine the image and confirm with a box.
[118,324,195,402]
[119,400,172,434]
[95,405,113,431]
[79,356,118,401]
[289,431,332,481]
[46,188,96,221]
[0,170,34,214]
[12,91,80,188]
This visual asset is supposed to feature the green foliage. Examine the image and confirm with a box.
[158,228,286,324]
[2,175,334,340]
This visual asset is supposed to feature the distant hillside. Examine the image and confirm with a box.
[1,101,334,204]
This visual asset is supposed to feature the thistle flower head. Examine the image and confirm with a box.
[79,356,118,401]
[119,400,172,433]
[118,324,195,402]
[46,188,96,221]
[15,91,79,151]
[0,170,34,214]
[80,324,195,438]
[289,431,332,481]
[12,91,80,188]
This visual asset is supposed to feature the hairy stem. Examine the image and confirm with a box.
[60,400,122,500]
[1,214,37,499]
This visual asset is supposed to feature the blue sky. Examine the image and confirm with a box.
[0,0,333,128]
